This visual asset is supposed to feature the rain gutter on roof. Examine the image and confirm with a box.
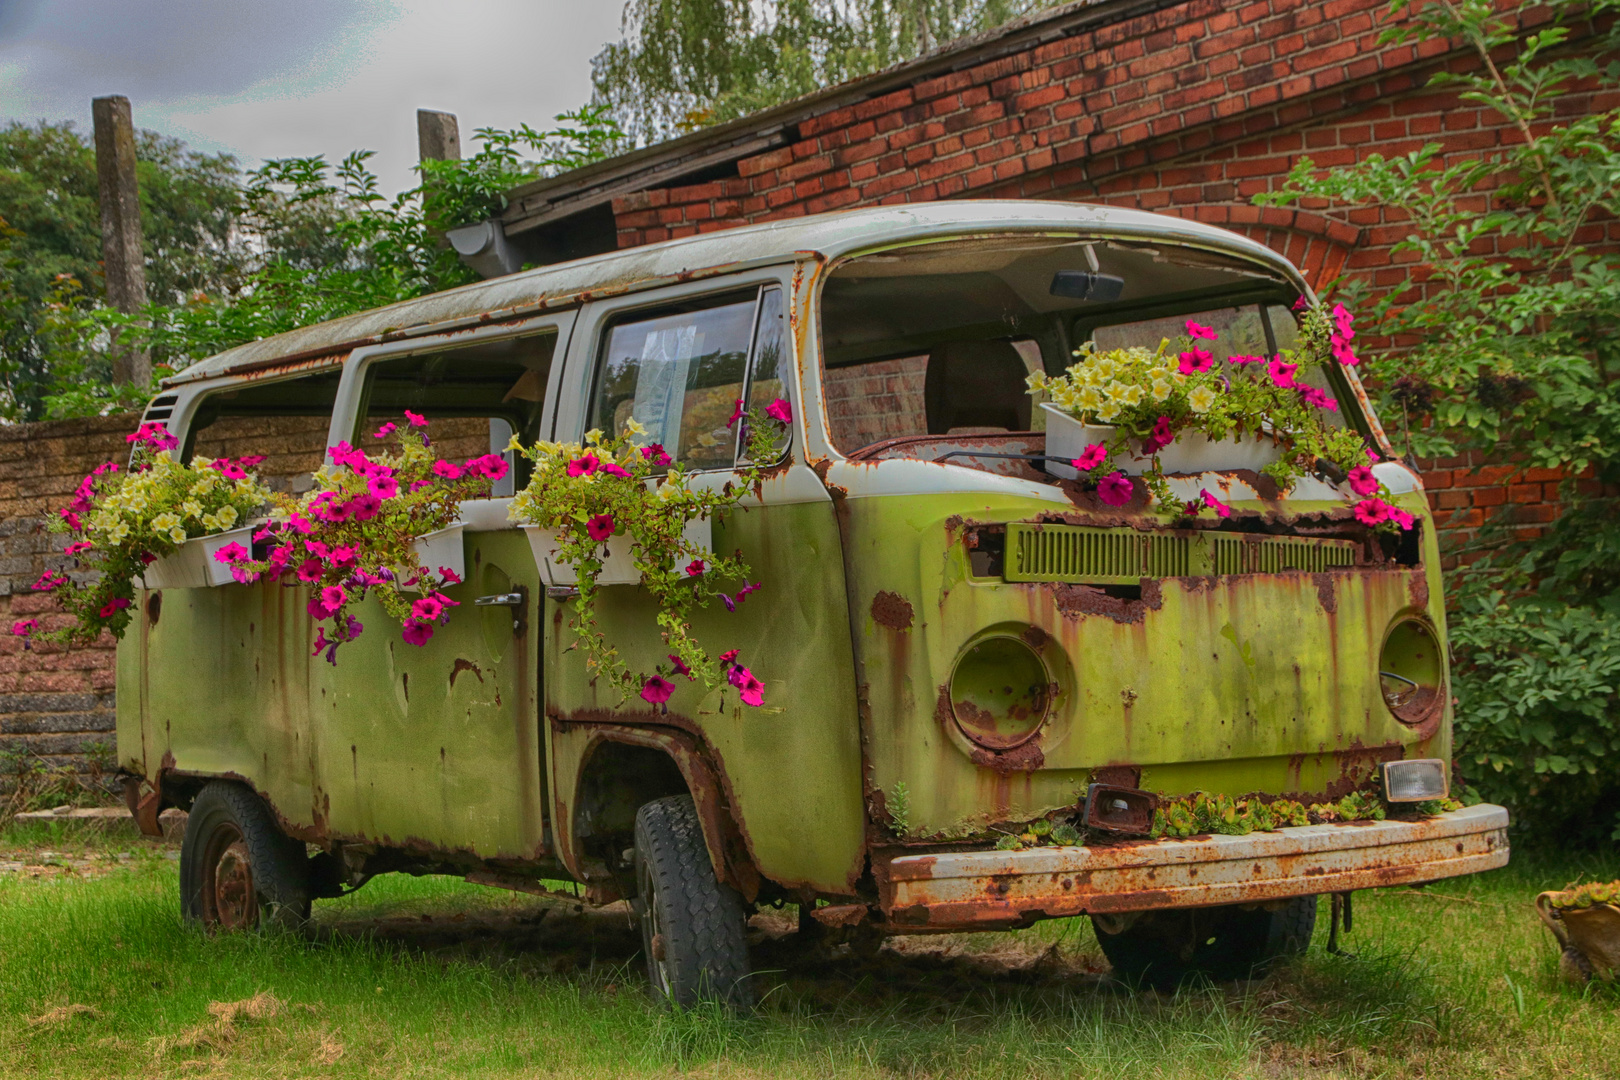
[500,0,1179,236]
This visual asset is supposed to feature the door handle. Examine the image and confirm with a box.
[474,592,524,606]
[474,587,528,637]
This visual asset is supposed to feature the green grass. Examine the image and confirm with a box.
[1,824,1617,1079]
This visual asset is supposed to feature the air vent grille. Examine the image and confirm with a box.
[1003,523,1357,583]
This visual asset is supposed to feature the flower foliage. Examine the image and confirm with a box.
[226,416,500,661]
[509,404,789,707]
[15,423,272,647]
[1028,308,1411,527]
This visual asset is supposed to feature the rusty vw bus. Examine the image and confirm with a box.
[118,201,1508,1004]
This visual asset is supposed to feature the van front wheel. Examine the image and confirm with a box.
[179,781,311,931]
[632,795,753,1009]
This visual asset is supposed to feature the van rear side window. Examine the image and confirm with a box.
[183,369,342,493]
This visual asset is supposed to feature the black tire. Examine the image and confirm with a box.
[632,795,753,1009]
[179,781,311,930]
[1093,895,1317,990]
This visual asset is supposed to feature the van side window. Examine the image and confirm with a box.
[183,369,342,493]
[739,287,792,464]
[589,293,757,471]
[357,331,558,496]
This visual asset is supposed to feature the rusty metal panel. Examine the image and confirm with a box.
[880,804,1509,927]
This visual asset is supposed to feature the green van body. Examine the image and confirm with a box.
[116,202,1504,928]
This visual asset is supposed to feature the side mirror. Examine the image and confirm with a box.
[1049,271,1126,302]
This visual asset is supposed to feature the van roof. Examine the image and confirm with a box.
[166,200,1306,386]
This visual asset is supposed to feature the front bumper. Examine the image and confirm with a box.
[878,804,1509,928]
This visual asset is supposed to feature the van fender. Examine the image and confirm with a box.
[564,723,762,901]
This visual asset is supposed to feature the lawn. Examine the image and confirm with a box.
[1,819,1616,1079]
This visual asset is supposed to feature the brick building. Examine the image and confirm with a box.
[1,0,1595,780]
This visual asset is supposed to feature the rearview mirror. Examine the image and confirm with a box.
[1049,271,1125,302]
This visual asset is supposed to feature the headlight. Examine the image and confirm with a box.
[1382,759,1448,801]
[1379,617,1445,724]
[948,633,1051,750]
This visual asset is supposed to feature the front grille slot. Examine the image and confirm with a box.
[1003,522,1357,583]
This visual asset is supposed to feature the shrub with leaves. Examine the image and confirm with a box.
[509,402,789,707]
[13,423,271,648]
[225,414,501,661]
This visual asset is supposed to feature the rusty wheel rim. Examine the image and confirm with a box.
[636,854,672,997]
[202,825,258,930]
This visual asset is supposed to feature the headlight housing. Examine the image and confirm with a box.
[947,633,1051,750]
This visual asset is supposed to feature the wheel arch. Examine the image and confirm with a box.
[568,725,761,901]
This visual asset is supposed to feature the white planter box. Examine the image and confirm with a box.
[1040,403,1281,478]
[136,526,256,590]
[525,517,713,589]
[402,523,466,591]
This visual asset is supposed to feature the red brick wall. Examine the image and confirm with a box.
[610,0,1599,553]
[0,414,136,788]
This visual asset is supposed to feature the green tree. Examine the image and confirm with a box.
[590,0,1062,146]
[1259,0,1620,842]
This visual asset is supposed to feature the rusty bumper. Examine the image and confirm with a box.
[880,804,1509,928]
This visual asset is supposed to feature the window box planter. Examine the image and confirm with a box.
[524,517,713,589]
[135,526,257,590]
[1040,403,1281,479]
[403,523,466,592]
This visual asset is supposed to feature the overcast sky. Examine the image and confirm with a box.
[0,0,625,192]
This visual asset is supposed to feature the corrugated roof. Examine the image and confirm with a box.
[166,200,1305,385]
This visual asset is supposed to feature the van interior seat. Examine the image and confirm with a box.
[924,339,1033,435]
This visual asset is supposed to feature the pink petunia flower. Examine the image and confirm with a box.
[685,559,706,577]
[586,514,615,541]
[409,480,430,493]
[239,455,265,468]
[215,459,248,480]
[668,654,693,679]
[59,509,82,531]
[368,474,399,499]
[1141,415,1175,455]
[65,541,93,556]
[404,410,428,427]
[439,566,462,585]
[726,398,746,429]
[32,570,67,591]
[599,463,633,479]
[126,422,178,451]
[349,494,382,521]
[1073,442,1108,471]
[735,667,765,707]
[737,581,761,601]
[287,513,315,535]
[1353,498,1392,526]
[99,597,132,618]
[411,594,448,621]
[640,444,673,467]
[567,453,599,478]
[1392,508,1417,530]
[213,542,250,565]
[1366,446,1381,463]
[640,675,676,704]
[1200,489,1233,518]
[327,545,358,569]
[401,619,434,646]
[1185,320,1218,340]
[11,618,38,638]
[465,454,509,480]
[1298,385,1339,411]
[296,558,324,583]
[1267,355,1299,389]
[230,565,260,585]
[721,594,735,612]
[765,398,793,425]
[329,441,366,470]
[374,422,396,439]
[1227,354,1263,366]
[432,460,463,480]
[306,540,331,560]
[1096,471,1134,507]
[1332,303,1355,341]
[719,648,739,665]
[1178,348,1215,375]
[1347,465,1379,497]
[320,585,347,612]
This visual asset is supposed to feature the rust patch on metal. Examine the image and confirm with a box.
[1312,572,1338,614]
[810,903,870,928]
[450,658,484,687]
[870,590,914,631]
[968,739,1045,774]
[1089,765,1142,789]
[1050,578,1163,624]
[1021,625,1050,649]
[1407,569,1430,611]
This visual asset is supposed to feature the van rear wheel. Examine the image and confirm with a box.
[1092,895,1317,990]
[180,781,311,931]
[632,795,753,1009]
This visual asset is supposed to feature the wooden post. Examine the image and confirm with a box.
[92,95,149,387]
[416,109,461,162]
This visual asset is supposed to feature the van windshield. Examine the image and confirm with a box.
[817,236,1340,462]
